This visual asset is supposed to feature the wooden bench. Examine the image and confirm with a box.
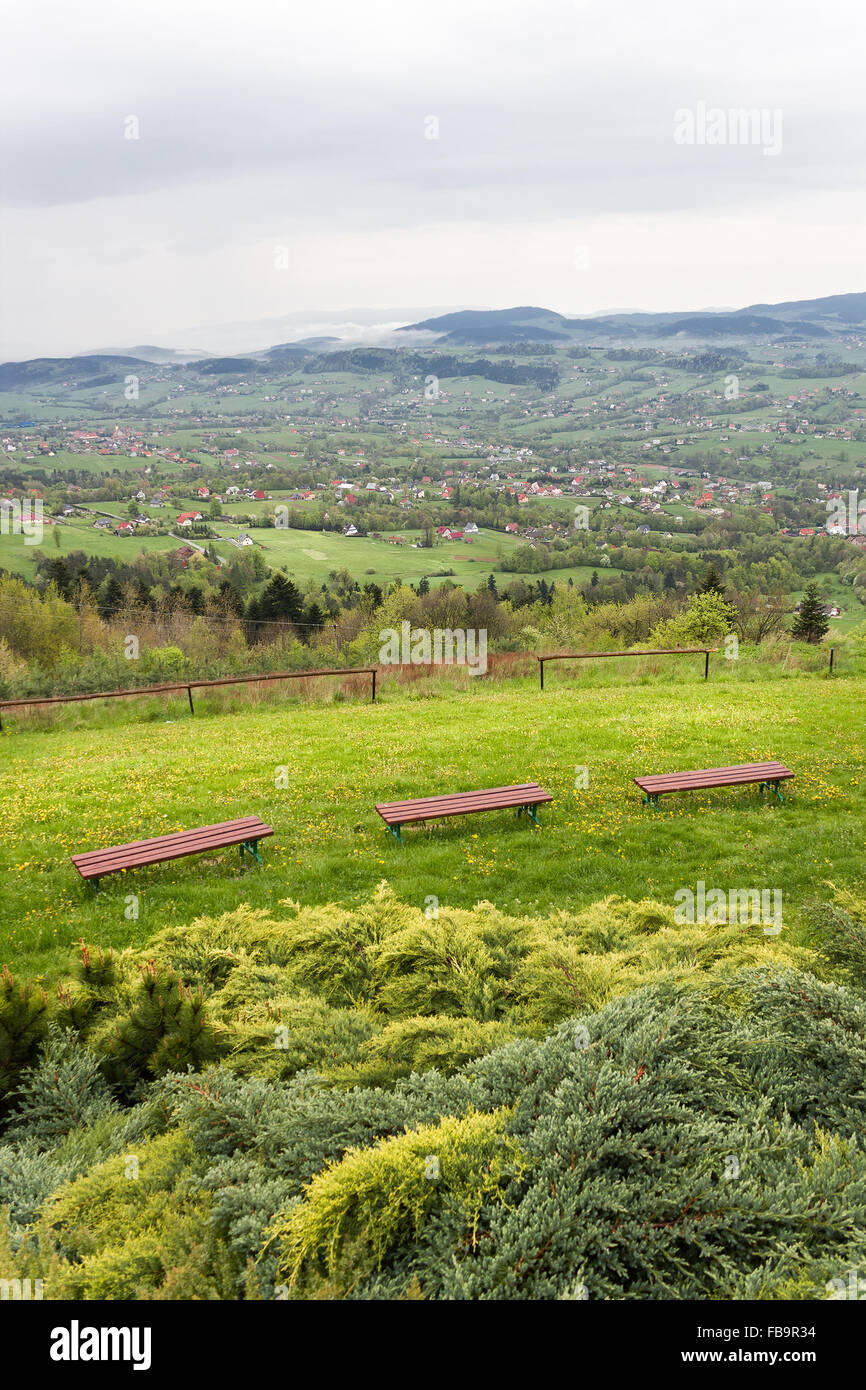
[634,761,794,809]
[375,782,553,844]
[70,816,274,889]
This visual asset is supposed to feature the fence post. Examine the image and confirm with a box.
[704,650,710,680]
[187,686,195,715]
[539,658,544,692]
[371,669,376,703]
[829,647,835,675]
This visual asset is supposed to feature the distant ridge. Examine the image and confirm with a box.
[2,292,864,386]
[398,293,866,344]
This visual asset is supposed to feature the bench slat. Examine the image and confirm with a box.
[375,783,552,825]
[71,817,273,879]
[71,815,266,862]
[635,761,793,795]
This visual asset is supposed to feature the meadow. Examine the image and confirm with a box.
[1,672,863,980]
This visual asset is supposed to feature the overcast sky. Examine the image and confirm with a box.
[2,0,865,358]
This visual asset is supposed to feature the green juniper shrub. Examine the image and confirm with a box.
[0,964,50,1108]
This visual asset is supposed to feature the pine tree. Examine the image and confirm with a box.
[42,557,71,597]
[186,586,205,615]
[791,583,829,643]
[218,579,244,617]
[0,965,49,1104]
[698,563,725,595]
[97,575,124,621]
[258,573,303,624]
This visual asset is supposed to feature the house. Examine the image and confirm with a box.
[113,521,134,535]
[464,521,479,533]
[235,534,253,547]
[505,522,520,534]
[252,490,266,501]
[176,511,203,525]
[342,523,359,537]
[197,486,210,499]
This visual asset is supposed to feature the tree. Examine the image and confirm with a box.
[218,579,245,617]
[791,583,829,644]
[651,590,738,646]
[41,557,71,598]
[303,601,325,636]
[486,573,498,598]
[698,563,725,595]
[257,573,303,625]
[97,576,124,621]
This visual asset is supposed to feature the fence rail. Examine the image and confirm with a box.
[537,646,719,690]
[0,645,841,728]
[0,667,377,729]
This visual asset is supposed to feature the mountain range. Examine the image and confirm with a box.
[398,293,866,344]
[2,293,864,388]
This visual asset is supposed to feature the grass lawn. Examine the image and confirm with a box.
[231,524,611,589]
[2,674,863,980]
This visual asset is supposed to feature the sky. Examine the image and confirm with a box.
[1,0,865,358]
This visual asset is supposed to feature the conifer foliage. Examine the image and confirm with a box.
[1,889,866,1300]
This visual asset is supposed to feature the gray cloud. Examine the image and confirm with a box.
[1,0,864,356]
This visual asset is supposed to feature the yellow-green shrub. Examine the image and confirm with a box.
[270,1107,525,1295]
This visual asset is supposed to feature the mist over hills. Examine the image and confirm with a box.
[2,292,864,389]
[400,293,866,344]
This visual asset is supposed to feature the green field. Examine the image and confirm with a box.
[0,515,615,591]
[2,674,863,979]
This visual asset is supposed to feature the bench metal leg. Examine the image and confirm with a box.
[386,824,403,845]
[88,877,101,894]
[642,792,660,809]
[758,781,784,804]
[239,839,263,865]
[517,803,541,826]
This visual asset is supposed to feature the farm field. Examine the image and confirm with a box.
[0,515,621,591]
[2,674,863,979]
[0,517,185,577]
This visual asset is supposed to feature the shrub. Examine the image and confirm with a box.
[34,1131,237,1299]
[0,966,49,1107]
[270,1108,525,1297]
[90,961,222,1091]
[4,1025,117,1145]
